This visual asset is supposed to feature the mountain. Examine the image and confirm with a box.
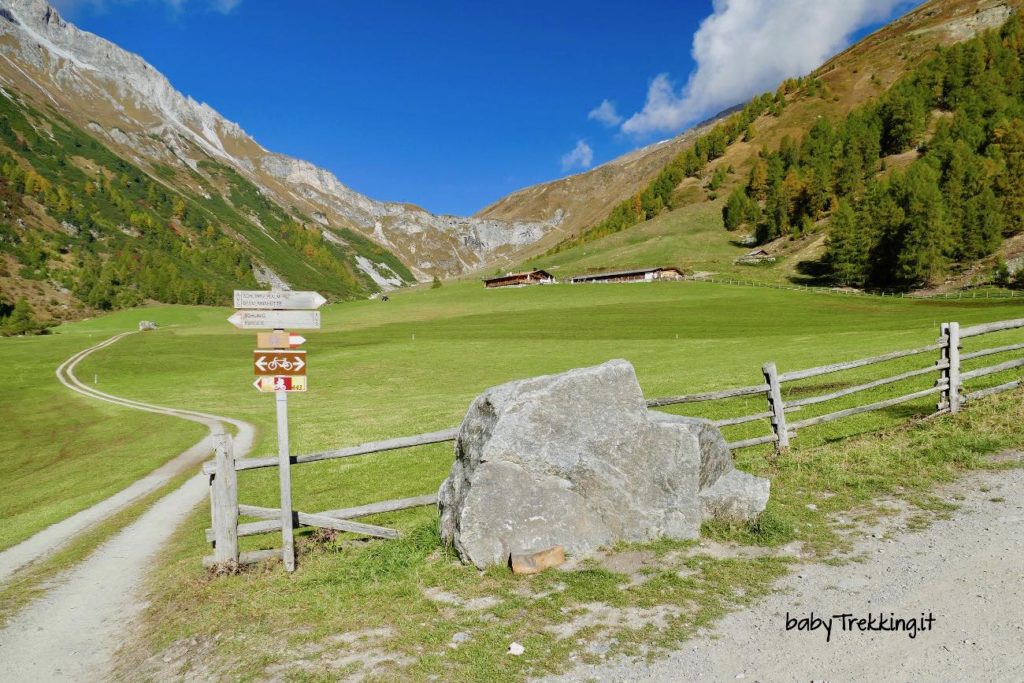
[1,0,1017,326]
[0,0,560,321]
[498,0,1023,293]
[476,111,734,253]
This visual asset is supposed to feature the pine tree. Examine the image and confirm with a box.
[893,165,949,286]
[993,118,1024,235]
[723,188,747,230]
[879,91,927,154]
[747,159,769,200]
[825,199,868,286]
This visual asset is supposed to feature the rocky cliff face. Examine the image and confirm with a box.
[0,0,558,279]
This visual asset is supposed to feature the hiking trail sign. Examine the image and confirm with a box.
[233,290,327,310]
[227,310,320,330]
[253,350,306,376]
[257,332,306,348]
[230,289,325,573]
[252,376,308,392]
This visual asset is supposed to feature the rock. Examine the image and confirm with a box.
[700,470,771,521]
[648,412,734,489]
[438,360,770,568]
[510,546,566,575]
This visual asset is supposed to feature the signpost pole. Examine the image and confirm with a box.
[274,324,296,573]
[277,385,295,571]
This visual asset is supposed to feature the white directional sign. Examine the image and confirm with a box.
[233,290,327,310]
[228,310,321,330]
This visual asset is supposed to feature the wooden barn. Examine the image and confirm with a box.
[483,269,556,288]
[735,248,775,265]
[569,267,685,285]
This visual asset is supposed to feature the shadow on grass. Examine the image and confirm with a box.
[789,258,833,286]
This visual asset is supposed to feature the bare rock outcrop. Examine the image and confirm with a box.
[438,360,770,569]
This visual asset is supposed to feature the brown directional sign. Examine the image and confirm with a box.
[253,350,307,376]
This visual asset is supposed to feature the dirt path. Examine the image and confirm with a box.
[0,331,255,681]
[546,457,1024,682]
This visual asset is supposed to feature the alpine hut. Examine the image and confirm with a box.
[569,267,685,284]
[483,269,556,288]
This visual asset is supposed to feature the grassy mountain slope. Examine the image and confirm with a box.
[0,86,413,325]
[0,0,557,291]
[506,0,1020,288]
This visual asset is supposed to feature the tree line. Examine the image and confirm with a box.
[725,16,1024,289]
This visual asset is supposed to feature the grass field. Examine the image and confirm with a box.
[0,316,207,552]
[5,279,1024,679]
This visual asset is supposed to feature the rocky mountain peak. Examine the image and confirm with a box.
[0,0,560,279]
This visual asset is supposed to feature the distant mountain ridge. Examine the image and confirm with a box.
[0,0,559,293]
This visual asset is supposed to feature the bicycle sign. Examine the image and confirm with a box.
[253,350,307,376]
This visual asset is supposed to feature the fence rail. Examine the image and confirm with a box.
[203,316,1024,570]
[690,275,1024,301]
[642,317,1024,456]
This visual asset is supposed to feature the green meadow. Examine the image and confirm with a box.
[5,280,1024,679]
[0,317,206,552]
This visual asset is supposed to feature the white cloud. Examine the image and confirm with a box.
[621,0,912,136]
[210,0,241,13]
[52,0,243,16]
[587,99,622,127]
[560,140,594,171]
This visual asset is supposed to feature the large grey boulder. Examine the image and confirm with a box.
[438,360,770,568]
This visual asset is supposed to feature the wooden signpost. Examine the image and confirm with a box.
[230,290,325,572]
[252,376,308,392]
[256,332,306,349]
[227,310,321,330]
[234,290,327,310]
[253,350,306,375]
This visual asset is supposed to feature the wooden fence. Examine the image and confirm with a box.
[647,317,1024,451]
[690,275,1024,300]
[203,317,1024,568]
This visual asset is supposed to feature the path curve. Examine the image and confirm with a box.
[0,331,256,681]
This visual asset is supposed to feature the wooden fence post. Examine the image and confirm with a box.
[211,432,239,565]
[947,322,961,413]
[762,362,789,451]
[937,323,962,412]
[937,323,949,412]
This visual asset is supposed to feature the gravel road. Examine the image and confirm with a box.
[0,331,255,681]
[548,457,1024,683]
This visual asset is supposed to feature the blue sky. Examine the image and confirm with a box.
[55,0,918,216]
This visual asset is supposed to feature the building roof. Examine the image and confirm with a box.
[569,267,683,281]
[482,269,554,283]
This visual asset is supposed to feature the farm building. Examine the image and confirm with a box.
[569,267,685,284]
[735,248,776,265]
[483,269,556,288]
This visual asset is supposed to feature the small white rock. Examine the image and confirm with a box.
[509,642,525,656]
